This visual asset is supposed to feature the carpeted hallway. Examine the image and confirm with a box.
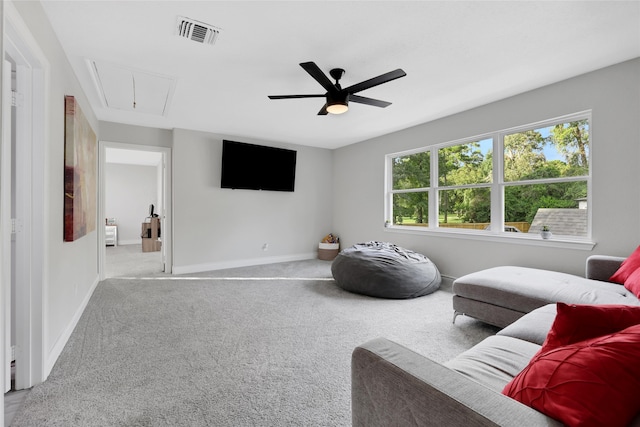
[105,244,165,278]
[9,257,497,426]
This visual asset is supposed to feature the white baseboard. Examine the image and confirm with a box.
[44,274,100,378]
[172,252,317,275]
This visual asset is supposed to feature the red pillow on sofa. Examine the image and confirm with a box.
[503,324,640,427]
[624,267,640,298]
[609,245,640,284]
[539,303,640,354]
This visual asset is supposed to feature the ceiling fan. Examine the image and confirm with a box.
[268,61,406,115]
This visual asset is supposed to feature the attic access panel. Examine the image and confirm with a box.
[89,60,176,116]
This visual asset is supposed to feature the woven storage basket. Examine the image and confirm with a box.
[318,242,340,261]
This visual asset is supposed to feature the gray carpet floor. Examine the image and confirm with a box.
[10,259,497,426]
[105,244,164,278]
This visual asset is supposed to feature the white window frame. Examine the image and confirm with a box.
[385,111,594,250]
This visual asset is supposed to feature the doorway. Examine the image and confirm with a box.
[99,142,172,280]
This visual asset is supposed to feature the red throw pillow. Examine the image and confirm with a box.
[624,267,640,298]
[609,245,640,284]
[503,324,640,427]
[539,303,640,354]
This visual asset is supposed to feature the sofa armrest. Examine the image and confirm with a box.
[586,255,625,281]
[352,338,562,427]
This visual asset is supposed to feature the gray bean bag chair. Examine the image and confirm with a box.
[331,241,441,299]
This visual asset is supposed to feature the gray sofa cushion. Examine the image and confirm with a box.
[453,266,639,314]
[331,241,441,299]
[445,335,540,392]
[497,304,557,346]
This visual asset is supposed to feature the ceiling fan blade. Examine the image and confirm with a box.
[344,69,406,94]
[349,95,392,108]
[268,94,326,99]
[317,104,329,115]
[300,62,337,93]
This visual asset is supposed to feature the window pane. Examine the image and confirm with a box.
[393,192,428,226]
[392,152,430,190]
[505,181,588,237]
[438,187,490,230]
[504,120,589,182]
[438,139,492,186]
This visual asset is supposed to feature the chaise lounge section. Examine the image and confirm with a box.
[452,255,631,328]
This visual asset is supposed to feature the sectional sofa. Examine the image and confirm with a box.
[352,255,640,426]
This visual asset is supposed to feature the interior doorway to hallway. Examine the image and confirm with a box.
[99,142,172,280]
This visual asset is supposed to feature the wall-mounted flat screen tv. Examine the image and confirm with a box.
[221,140,297,192]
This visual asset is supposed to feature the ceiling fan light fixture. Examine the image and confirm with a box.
[326,92,349,114]
[327,101,349,115]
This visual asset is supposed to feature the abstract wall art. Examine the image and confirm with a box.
[64,95,97,242]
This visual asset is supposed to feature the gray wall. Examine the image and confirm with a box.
[99,121,172,148]
[333,58,640,278]
[105,163,158,244]
[172,129,334,273]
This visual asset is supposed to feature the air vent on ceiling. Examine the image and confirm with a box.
[176,16,220,45]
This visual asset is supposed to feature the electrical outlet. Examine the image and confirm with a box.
[262,243,269,251]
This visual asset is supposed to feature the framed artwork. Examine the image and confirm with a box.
[64,95,97,242]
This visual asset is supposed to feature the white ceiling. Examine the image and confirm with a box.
[40,1,640,150]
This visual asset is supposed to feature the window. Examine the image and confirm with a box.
[386,113,590,240]
[438,138,492,231]
[391,151,430,226]
[503,120,589,238]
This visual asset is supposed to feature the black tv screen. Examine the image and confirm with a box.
[221,140,297,192]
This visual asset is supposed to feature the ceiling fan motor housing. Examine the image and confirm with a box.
[327,91,349,106]
[329,68,345,82]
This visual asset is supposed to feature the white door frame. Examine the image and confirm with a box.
[99,141,172,279]
[2,2,48,391]
[2,59,11,397]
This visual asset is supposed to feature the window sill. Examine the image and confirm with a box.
[384,225,596,251]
